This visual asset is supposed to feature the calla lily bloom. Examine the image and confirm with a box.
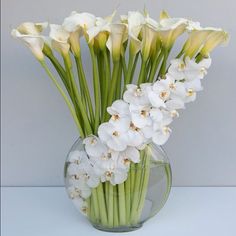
[11,22,48,60]
[49,24,70,55]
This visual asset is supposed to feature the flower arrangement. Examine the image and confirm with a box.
[12,9,228,231]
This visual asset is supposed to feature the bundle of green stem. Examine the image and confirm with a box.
[88,147,151,228]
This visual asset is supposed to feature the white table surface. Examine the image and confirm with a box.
[1,187,236,236]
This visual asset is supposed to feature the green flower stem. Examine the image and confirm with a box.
[63,54,93,135]
[39,60,84,138]
[75,55,95,125]
[125,54,134,86]
[148,50,163,82]
[113,185,119,227]
[118,183,126,226]
[101,50,111,122]
[130,163,136,201]
[91,188,100,223]
[135,150,151,222]
[130,150,145,224]
[89,46,101,134]
[96,183,108,226]
[137,58,147,85]
[121,56,127,84]
[115,64,122,99]
[105,61,120,121]
[130,53,139,84]
[125,172,131,224]
[108,183,114,227]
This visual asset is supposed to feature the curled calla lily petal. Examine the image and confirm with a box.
[106,23,128,61]
[49,24,70,54]
[158,18,187,48]
[62,11,96,33]
[11,22,48,60]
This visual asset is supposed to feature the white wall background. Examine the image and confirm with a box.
[1,0,236,187]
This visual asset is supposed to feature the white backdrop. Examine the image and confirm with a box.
[1,0,236,186]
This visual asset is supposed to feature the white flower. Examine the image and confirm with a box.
[62,11,96,33]
[91,148,128,185]
[86,12,116,43]
[67,181,91,199]
[126,122,144,147]
[158,18,187,48]
[98,122,128,151]
[49,24,70,54]
[106,23,128,61]
[129,104,152,128]
[83,135,107,158]
[168,57,211,81]
[11,22,48,60]
[152,125,171,145]
[124,84,151,106]
[107,100,131,127]
[147,81,169,108]
[72,197,88,215]
[68,150,87,164]
[117,147,140,169]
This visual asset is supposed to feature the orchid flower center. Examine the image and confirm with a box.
[178,62,185,71]
[130,122,140,131]
[134,88,143,97]
[159,90,169,100]
[111,114,120,120]
[112,131,119,137]
[187,88,195,96]
[169,83,176,90]
[170,110,179,118]
[123,158,131,166]
[81,206,88,214]
[140,109,149,117]
[90,137,97,145]
[162,126,171,134]
[200,67,207,76]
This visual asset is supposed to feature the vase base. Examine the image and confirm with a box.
[92,223,143,232]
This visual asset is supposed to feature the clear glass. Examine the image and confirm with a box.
[64,138,172,232]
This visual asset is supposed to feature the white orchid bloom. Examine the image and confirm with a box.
[129,104,152,129]
[126,122,145,147]
[168,57,211,81]
[83,135,107,158]
[158,18,187,48]
[147,80,170,108]
[150,108,163,122]
[68,180,91,199]
[67,150,87,164]
[106,23,128,61]
[92,149,128,185]
[123,83,151,106]
[98,122,129,151]
[72,197,88,215]
[11,22,48,60]
[49,24,70,55]
[152,125,171,145]
[117,146,140,169]
[183,78,203,103]
[107,100,131,127]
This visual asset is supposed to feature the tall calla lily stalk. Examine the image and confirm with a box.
[12,9,229,229]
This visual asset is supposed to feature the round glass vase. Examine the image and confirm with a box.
[64,138,172,232]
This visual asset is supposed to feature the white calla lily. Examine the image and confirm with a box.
[158,18,187,48]
[106,23,128,61]
[11,22,48,60]
[49,24,70,55]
